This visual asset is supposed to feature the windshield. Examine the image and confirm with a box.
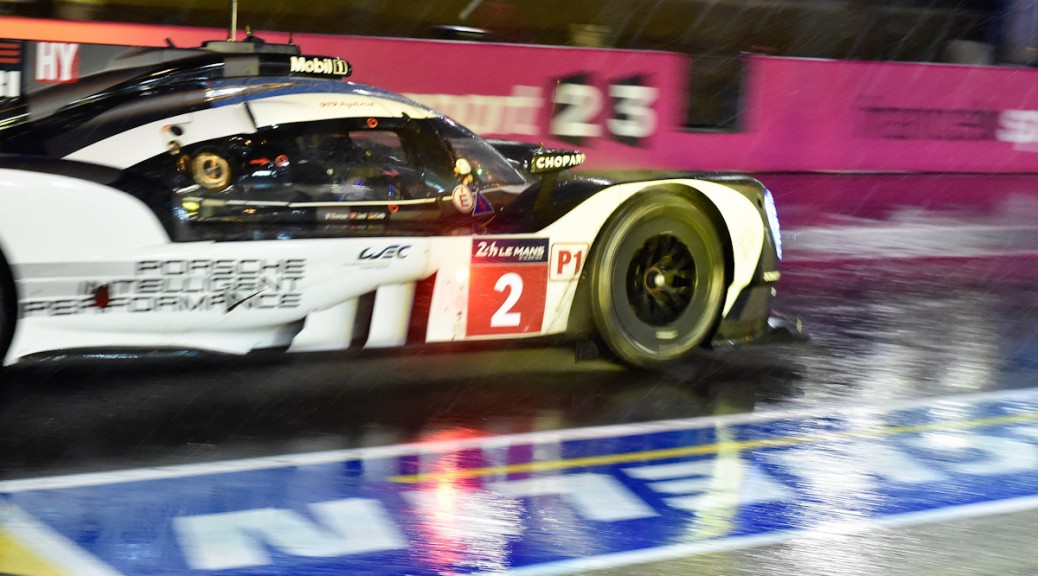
[432,116,533,193]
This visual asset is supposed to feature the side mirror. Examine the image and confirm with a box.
[529,149,586,215]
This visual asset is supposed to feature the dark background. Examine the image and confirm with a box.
[0,1,1019,129]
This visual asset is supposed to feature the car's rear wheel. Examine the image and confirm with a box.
[0,248,15,365]
[588,192,725,368]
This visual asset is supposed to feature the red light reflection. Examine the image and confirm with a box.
[406,427,523,575]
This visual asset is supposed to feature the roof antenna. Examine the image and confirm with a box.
[227,0,238,41]
[459,0,483,20]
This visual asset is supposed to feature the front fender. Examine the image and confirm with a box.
[541,179,764,320]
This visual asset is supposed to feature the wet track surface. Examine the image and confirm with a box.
[3,173,1038,574]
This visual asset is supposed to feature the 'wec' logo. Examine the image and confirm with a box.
[358,245,411,260]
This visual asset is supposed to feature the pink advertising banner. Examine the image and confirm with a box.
[5,17,1038,173]
[0,17,686,171]
[670,56,1038,173]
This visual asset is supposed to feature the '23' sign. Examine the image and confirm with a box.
[549,73,659,146]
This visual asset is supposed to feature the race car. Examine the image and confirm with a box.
[0,36,782,369]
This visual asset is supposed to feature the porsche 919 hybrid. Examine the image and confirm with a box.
[0,37,782,368]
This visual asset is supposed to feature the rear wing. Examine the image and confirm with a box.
[0,40,212,128]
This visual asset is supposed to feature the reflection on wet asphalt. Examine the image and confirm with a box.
[765,173,1038,408]
[2,174,1038,574]
[0,344,802,479]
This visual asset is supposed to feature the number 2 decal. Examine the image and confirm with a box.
[490,272,523,328]
[467,238,549,337]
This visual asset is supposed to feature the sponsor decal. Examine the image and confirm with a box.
[450,158,493,216]
[406,76,660,145]
[451,158,487,215]
[998,109,1038,151]
[856,104,1038,152]
[358,245,411,260]
[530,151,586,173]
[319,100,376,109]
[0,69,19,99]
[319,209,387,222]
[403,85,543,136]
[34,42,78,84]
[472,239,548,264]
[856,104,999,141]
[0,40,22,98]
[472,191,494,217]
[451,183,474,214]
[355,244,411,270]
[19,259,305,317]
[289,55,350,77]
[467,238,549,336]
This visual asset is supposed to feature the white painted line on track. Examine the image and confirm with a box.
[3,386,1038,493]
[0,501,124,576]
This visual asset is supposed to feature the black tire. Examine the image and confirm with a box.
[588,192,725,368]
[0,248,15,365]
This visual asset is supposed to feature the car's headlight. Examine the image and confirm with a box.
[763,188,781,260]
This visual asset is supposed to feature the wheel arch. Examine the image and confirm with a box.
[656,183,736,293]
[566,183,735,340]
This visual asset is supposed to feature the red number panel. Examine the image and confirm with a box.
[467,238,550,337]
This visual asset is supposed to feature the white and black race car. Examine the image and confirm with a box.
[0,36,783,368]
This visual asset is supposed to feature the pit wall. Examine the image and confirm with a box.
[4,17,1038,173]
